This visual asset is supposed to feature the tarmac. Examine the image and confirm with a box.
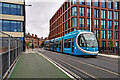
[10,49,71,79]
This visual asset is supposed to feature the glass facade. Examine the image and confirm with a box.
[108,11,112,19]
[108,20,112,29]
[101,10,105,19]
[108,30,112,39]
[79,18,84,27]
[101,20,105,29]
[114,12,119,20]
[101,0,106,8]
[72,7,77,16]
[0,20,23,32]
[101,30,106,39]
[94,19,99,28]
[72,18,77,27]
[79,7,84,16]
[0,2,23,16]
[94,9,99,18]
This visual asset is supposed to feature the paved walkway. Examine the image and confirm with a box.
[10,50,70,79]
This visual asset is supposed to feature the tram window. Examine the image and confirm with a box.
[68,39,71,48]
[64,39,68,48]
[56,41,59,48]
[78,35,85,47]
[59,41,61,48]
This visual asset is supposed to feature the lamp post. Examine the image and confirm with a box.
[90,0,92,32]
[24,0,32,51]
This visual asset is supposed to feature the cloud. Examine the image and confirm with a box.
[26,0,65,38]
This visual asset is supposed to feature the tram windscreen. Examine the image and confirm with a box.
[83,33,98,47]
[78,33,98,47]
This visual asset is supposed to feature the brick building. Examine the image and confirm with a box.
[25,33,44,48]
[49,0,120,54]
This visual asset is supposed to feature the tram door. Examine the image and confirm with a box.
[72,38,74,54]
[59,41,61,52]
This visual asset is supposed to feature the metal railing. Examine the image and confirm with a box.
[0,31,23,79]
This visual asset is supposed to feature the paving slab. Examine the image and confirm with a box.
[10,53,71,79]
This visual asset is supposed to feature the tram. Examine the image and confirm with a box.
[44,30,99,56]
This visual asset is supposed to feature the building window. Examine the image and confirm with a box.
[108,20,112,29]
[114,12,118,20]
[68,0,71,7]
[108,11,112,19]
[94,19,99,28]
[2,20,23,32]
[101,0,106,8]
[94,9,99,18]
[94,0,99,7]
[101,30,106,39]
[114,31,118,39]
[79,0,84,5]
[68,9,70,18]
[101,20,106,29]
[114,21,118,29]
[79,7,84,16]
[2,3,23,16]
[72,17,77,27]
[101,10,105,19]
[108,0,112,9]
[87,19,90,28]
[79,18,84,27]
[68,20,70,28]
[65,12,67,20]
[87,0,91,6]
[72,0,77,4]
[102,41,106,50]
[72,7,77,16]
[115,41,119,50]
[108,30,112,39]
[94,30,99,39]
[114,1,119,9]
[87,8,90,17]
[65,22,67,30]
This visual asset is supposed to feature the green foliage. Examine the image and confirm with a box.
[41,41,44,47]
[109,39,113,48]
[26,42,30,47]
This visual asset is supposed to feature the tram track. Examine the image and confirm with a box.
[37,49,119,79]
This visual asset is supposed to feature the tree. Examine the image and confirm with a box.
[26,42,30,49]
[109,39,113,48]
[41,41,44,47]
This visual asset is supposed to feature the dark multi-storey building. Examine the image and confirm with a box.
[0,0,25,51]
[49,0,120,54]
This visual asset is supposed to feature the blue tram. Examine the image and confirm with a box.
[44,30,98,56]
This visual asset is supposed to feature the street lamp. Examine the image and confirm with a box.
[23,0,32,51]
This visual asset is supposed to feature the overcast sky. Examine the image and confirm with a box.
[26,0,65,38]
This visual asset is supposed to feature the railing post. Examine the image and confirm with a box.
[15,40,17,59]
[8,36,11,70]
